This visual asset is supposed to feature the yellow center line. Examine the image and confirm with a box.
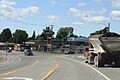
[0,70,17,77]
[0,59,39,77]
[30,59,39,67]
[41,58,60,80]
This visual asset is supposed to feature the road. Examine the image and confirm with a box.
[0,51,120,80]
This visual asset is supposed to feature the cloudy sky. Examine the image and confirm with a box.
[0,0,120,37]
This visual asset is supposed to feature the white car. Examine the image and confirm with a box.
[24,48,33,56]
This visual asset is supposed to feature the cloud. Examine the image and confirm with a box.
[69,8,106,17]
[62,3,69,6]
[82,16,109,23]
[47,15,59,23]
[0,16,4,20]
[72,22,83,25]
[68,8,83,17]
[72,22,85,27]
[68,8,80,14]
[110,10,120,20]
[78,2,86,7]
[51,0,57,5]
[94,0,101,3]
[0,0,39,22]
[0,0,16,8]
[18,7,39,16]
[111,0,120,7]
[68,8,108,23]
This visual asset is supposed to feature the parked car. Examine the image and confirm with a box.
[20,47,25,52]
[6,48,12,52]
[64,46,75,54]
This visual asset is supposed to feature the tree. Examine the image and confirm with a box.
[0,33,2,42]
[90,27,109,35]
[28,31,36,41]
[1,28,12,42]
[8,37,15,43]
[32,31,36,40]
[73,34,78,38]
[40,26,55,40]
[13,29,28,44]
[56,27,75,39]
[36,35,41,40]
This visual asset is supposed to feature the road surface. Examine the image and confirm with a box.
[0,51,120,80]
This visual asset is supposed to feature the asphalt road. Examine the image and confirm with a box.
[0,51,120,80]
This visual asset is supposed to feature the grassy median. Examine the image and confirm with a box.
[47,51,64,54]
[33,51,64,54]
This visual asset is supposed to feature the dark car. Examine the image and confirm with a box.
[24,48,33,56]
[6,48,12,52]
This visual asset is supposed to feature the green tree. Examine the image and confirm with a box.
[28,31,36,41]
[13,29,28,44]
[90,27,109,35]
[0,33,2,42]
[1,28,12,42]
[36,35,40,40]
[56,27,75,39]
[32,31,36,40]
[8,37,15,43]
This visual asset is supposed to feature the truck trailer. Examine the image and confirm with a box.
[85,32,120,67]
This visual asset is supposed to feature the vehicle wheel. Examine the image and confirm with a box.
[85,60,88,63]
[88,54,94,64]
[65,53,68,54]
[115,61,120,67]
[87,55,90,63]
[94,55,104,67]
[115,54,120,67]
[84,56,88,63]
[24,52,27,56]
[94,56,98,66]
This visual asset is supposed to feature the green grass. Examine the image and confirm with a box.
[33,51,64,54]
[48,51,64,54]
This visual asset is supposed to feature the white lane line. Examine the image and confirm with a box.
[60,56,111,80]
[1,77,33,80]
[0,56,21,68]
[10,56,21,66]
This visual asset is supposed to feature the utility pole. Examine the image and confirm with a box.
[107,23,110,32]
[62,38,64,47]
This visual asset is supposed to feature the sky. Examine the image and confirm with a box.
[0,0,120,37]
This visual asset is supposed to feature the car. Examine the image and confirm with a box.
[6,48,12,52]
[64,47,75,54]
[24,48,33,56]
[20,48,25,52]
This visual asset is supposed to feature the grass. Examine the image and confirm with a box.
[47,51,64,54]
[33,51,64,54]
